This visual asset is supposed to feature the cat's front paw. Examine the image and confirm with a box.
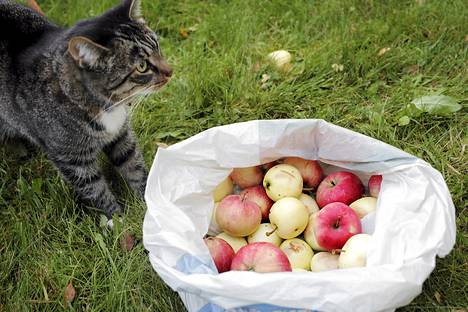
[104,202,123,219]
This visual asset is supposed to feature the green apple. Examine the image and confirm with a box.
[263,164,303,201]
[268,197,309,239]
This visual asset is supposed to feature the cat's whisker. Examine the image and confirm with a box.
[89,88,144,125]
[128,87,153,115]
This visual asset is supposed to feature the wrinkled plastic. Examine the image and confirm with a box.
[143,119,455,312]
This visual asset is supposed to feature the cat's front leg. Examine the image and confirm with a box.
[104,129,147,198]
[51,154,122,218]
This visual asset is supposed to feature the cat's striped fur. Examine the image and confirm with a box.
[0,0,172,217]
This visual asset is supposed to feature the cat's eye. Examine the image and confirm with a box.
[136,61,149,73]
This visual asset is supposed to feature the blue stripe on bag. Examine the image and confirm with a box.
[199,302,317,312]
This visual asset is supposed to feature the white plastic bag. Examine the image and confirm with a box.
[143,119,455,312]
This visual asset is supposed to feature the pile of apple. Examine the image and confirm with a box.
[205,157,383,274]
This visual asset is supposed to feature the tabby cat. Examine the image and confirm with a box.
[0,0,172,218]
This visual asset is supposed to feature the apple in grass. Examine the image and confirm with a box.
[269,197,309,239]
[263,164,303,201]
[368,175,382,197]
[247,223,283,247]
[338,233,371,269]
[310,252,339,272]
[204,237,235,273]
[231,242,292,273]
[283,157,324,189]
[240,185,273,221]
[267,50,292,72]
[280,238,314,270]
[212,176,234,202]
[315,202,362,251]
[349,197,377,218]
[298,193,319,215]
[316,171,364,208]
[230,166,263,189]
[216,195,261,237]
[216,232,247,253]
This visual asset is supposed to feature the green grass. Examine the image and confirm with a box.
[1,0,467,310]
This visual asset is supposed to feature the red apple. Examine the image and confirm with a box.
[368,175,382,197]
[315,202,362,251]
[204,237,235,273]
[230,166,263,189]
[231,242,292,273]
[283,157,323,189]
[261,160,278,171]
[216,195,261,237]
[240,185,273,221]
[316,171,364,207]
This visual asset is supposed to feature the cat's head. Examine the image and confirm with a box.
[66,0,172,105]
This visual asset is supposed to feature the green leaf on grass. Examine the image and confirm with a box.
[411,95,461,115]
[398,116,410,126]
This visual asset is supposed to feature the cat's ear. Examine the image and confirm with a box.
[68,36,109,68]
[125,0,144,23]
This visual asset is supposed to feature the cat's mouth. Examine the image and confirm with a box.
[124,79,171,106]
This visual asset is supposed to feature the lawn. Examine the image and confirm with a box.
[0,0,467,311]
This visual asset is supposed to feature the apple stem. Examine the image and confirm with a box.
[331,249,343,255]
[302,187,314,191]
[266,225,278,237]
[240,192,247,202]
[334,216,341,229]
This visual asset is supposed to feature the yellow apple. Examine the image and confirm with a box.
[338,234,371,269]
[212,176,234,202]
[310,252,339,272]
[247,223,283,247]
[216,232,248,253]
[268,197,309,239]
[280,238,314,270]
[349,197,377,218]
[263,164,303,201]
[298,193,319,215]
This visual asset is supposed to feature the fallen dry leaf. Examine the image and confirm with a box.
[253,62,261,72]
[156,142,169,149]
[179,27,189,39]
[120,232,135,252]
[27,0,45,16]
[406,64,420,75]
[63,280,76,304]
[260,74,270,84]
[188,24,198,32]
[377,47,391,56]
[332,63,344,72]
[434,291,442,304]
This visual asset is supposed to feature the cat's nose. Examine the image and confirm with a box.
[163,66,173,78]
[157,59,173,78]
